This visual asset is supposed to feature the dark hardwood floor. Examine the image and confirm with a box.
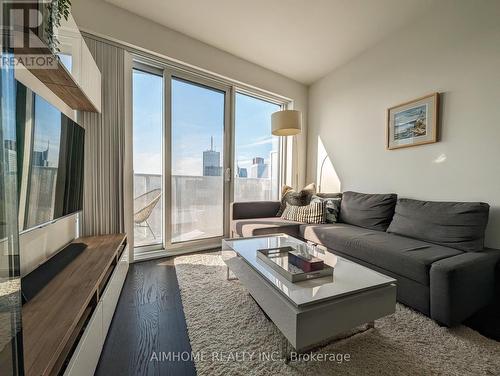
[95,257,196,376]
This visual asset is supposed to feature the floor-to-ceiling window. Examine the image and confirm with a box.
[132,61,287,255]
[132,67,164,248]
[234,93,282,202]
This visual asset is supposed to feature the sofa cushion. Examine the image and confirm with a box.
[276,183,316,216]
[231,201,281,220]
[300,223,462,285]
[387,199,490,252]
[340,191,397,231]
[231,217,302,238]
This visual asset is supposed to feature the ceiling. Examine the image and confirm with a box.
[105,0,436,84]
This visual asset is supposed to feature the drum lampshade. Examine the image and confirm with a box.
[271,110,302,136]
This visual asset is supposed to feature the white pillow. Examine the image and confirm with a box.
[281,201,326,224]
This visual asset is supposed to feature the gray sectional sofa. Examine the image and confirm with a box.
[230,191,500,327]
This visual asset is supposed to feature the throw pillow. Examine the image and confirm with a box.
[340,191,397,231]
[281,201,326,224]
[276,183,316,216]
[311,195,341,223]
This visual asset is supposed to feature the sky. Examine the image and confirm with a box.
[133,69,280,176]
[171,78,224,176]
[234,93,280,172]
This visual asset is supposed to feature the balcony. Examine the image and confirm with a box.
[134,173,278,247]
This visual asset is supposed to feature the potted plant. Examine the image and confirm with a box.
[45,0,72,53]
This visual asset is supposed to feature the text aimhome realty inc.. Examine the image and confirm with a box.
[150,351,351,364]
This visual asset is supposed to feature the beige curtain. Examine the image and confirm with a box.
[79,37,125,236]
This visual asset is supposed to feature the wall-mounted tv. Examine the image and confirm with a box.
[16,82,85,232]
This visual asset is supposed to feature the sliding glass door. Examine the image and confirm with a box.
[170,77,227,243]
[132,62,286,255]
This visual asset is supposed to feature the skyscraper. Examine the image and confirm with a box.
[32,140,50,167]
[252,157,264,165]
[202,136,222,176]
[4,139,17,173]
[237,165,247,178]
[249,156,269,178]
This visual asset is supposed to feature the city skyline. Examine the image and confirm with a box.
[133,70,280,177]
[201,136,271,178]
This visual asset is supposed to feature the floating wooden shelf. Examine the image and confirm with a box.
[14,39,99,112]
[22,233,127,376]
[11,5,101,113]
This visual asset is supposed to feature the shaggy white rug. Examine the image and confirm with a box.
[174,253,500,376]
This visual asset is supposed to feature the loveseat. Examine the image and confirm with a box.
[230,191,500,327]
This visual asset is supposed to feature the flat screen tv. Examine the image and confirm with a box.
[16,81,85,232]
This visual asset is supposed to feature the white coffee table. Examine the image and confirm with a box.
[221,234,396,354]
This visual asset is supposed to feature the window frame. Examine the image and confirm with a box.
[132,64,165,252]
[130,54,292,256]
[231,90,286,205]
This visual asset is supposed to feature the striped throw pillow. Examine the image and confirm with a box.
[281,201,326,224]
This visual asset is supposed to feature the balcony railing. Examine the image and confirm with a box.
[134,173,278,247]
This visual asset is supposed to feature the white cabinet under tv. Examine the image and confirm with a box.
[64,249,129,376]
[22,234,129,376]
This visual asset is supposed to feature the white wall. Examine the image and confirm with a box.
[307,0,500,248]
[71,0,309,188]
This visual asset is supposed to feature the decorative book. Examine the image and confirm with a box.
[256,246,333,283]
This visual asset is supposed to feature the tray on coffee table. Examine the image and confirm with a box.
[256,246,334,283]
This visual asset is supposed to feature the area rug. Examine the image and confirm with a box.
[174,253,500,376]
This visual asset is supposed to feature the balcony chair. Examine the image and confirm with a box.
[133,188,162,239]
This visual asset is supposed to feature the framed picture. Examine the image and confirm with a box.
[387,93,439,150]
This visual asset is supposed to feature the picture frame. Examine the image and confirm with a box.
[387,93,439,150]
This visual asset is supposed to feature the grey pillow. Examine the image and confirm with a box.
[387,198,490,252]
[340,191,397,231]
[276,183,316,216]
[312,195,341,223]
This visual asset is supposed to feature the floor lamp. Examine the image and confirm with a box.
[271,110,302,189]
[318,155,328,193]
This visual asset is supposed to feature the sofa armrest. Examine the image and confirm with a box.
[231,201,281,220]
[430,248,500,326]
